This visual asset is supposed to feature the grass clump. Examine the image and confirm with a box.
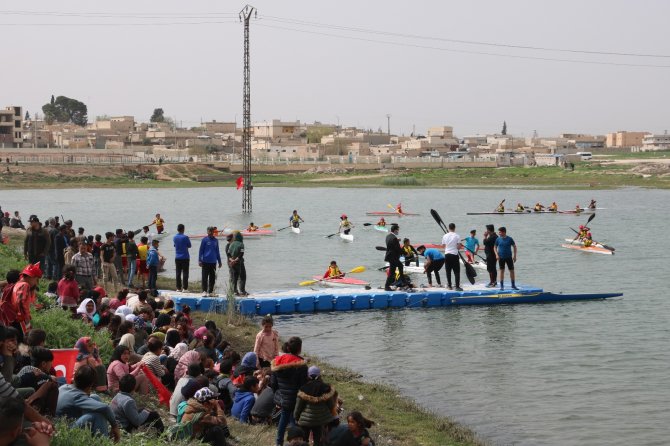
[382,175,422,186]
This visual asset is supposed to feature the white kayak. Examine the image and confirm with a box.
[389,259,488,275]
[563,238,613,250]
[152,231,170,240]
[291,226,301,234]
[339,232,354,242]
[374,225,389,233]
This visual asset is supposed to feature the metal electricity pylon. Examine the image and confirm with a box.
[240,5,256,212]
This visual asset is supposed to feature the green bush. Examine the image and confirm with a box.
[381,175,421,186]
[31,307,113,363]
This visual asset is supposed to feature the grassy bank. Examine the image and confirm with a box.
[0,235,483,446]
[2,154,670,189]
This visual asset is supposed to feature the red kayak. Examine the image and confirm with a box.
[414,243,442,249]
[311,276,370,288]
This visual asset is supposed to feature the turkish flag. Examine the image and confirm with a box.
[139,363,171,407]
[236,176,244,190]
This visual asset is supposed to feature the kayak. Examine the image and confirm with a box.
[366,211,420,216]
[563,238,614,251]
[188,230,267,240]
[559,209,596,215]
[311,276,370,288]
[466,210,531,215]
[340,232,354,242]
[291,226,301,234]
[374,225,388,233]
[386,261,487,274]
[414,243,442,249]
[152,231,170,240]
[561,244,614,255]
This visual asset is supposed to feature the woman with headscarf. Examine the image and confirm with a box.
[73,337,107,392]
[76,298,99,326]
[114,305,133,318]
[228,231,248,296]
[106,345,148,394]
[174,350,206,382]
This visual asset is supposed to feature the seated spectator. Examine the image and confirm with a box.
[0,395,53,446]
[219,350,241,375]
[140,338,167,380]
[76,298,99,327]
[106,345,148,394]
[195,331,218,363]
[170,362,202,418]
[181,387,231,445]
[232,376,259,423]
[286,425,308,446]
[56,365,121,441]
[174,350,206,382]
[250,368,275,424]
[294,366,337,446]
[73,337,107,392]
[346,411,375,446]
[17,346,59,416]
[232,351,258,386]
[110,374,164,434]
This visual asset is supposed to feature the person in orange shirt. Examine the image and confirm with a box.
[11,263,42,341]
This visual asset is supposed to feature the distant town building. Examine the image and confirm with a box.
[0,106,23,148]
[606,131,649,148]
[642,132,670,151]
[204,120,235,134]
[253,119,301,141]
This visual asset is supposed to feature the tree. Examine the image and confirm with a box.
[42,95,88,126]
[150,108,165,123]
[24,111,30,121]
[501,121,507,135]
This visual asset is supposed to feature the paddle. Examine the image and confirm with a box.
[363,222,395,227]
[325,233,340,238]
[569,228,615,251]
[494,199,505,212]
[463,246,487,262]
[429,209,476,284]
[387,203,403,215]
[299,266,366,286]
[277,225,292,232]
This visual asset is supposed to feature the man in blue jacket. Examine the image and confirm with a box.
[173,224,191,292]
[146,239,160,292]
[199,226,222,297]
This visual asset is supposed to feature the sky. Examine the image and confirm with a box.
[2,0,669,137]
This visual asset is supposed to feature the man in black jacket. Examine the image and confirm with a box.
[384,224,403,291]
[24,216,50,273]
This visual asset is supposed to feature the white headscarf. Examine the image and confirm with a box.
[115,305,133,317]
[169,342,188,360]
[76,298,96,318]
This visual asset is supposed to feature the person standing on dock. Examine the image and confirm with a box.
[442,223,462,291]
[494,227,518,290]
[173,224,191,292]
[198,227,222,297]
[417,245,444,287]
[384,224,403,291]
[483,224,498,288]
[228,231,248,297]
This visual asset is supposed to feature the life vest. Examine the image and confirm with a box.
[496,206,504,212]
[138,244,148,261]
[154,218,164,229]
[247,226,258,232]
[516,205,524,212]
[325,266,342,278]
[341,219,351,229]
[291,215,300,222]
[377,220,386,226]
[402,245,415,258]
[549,203,557,211]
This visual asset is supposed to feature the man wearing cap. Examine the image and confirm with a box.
[24,216,50,273]
[72,241,96,291]
[384,224,403,291]
[483,224,498,288]
[10,263,42,340]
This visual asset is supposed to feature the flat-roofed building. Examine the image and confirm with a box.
[606,131,649,148]
[0,106,22,148]
[642,132,670,150]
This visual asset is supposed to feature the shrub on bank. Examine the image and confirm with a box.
[382,175,422,186]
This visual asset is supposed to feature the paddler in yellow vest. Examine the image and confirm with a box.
[578,225,590,241]
[323,260,344,279]
[396,203,403,214]
[290,210,304,228]
[495,202,505,213]
[515,203,525,212]
[149,213,165,234]
[574,204,584,213]
[583,232,593,247]
[401,238,419,266]
[533,202,545,212]
[339,214,353,235]
[377,217,386,227]
[246,222,259,232]
[548,202,558,212]
[213,226,220,237]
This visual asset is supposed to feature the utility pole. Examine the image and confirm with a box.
[240,4,256,213]
[386,114,391,136]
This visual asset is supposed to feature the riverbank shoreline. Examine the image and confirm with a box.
[1,158,670,189]
[0,232,485,446]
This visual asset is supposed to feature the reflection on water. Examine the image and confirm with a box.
[2,187,669,446]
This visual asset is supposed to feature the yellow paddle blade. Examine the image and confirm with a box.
[262,223,272,228]
[299,279,319,286]
[348,266,366,274]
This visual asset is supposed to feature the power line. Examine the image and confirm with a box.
[0,20,239,27]
[254,23,670,68]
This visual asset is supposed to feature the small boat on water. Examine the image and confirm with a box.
[561,243,614,255]
[311,276,370,288]
[393,260,487,275]
[340,232,354,242]
[152,231,170,240]
[366,211,420,216]
[558,209,596,215]
[563,238,613,251]
[291,226,301,234]
[374,225,388,233]
[466,210,531,215]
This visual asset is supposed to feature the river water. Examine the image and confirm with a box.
[2,186,667,445]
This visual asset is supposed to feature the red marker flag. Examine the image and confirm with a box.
[236,176,244,190]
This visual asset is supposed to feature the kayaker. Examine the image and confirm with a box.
[583,232,593,247]
[483,224,498,288]
[578,225,590,240]
[289,210,304,228]
[213,226,220,237]
[548,202,558,212]
[515,203,525,213]
[148,213,165,234]
[323,261,344,279]
[376,217,386,227]
[396,203,403,214]
[417,245,444,287]
[588,199,597,210]
[338,215,353,235]
[495,202,505,213]
[574,204,583,213]
[533,203,544,212]
[441,223,463,291]
[494,226,518,290]
[246,223,258,232]
[383,224,403,291]
[401,238,419,267]
[463,229,480,263]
